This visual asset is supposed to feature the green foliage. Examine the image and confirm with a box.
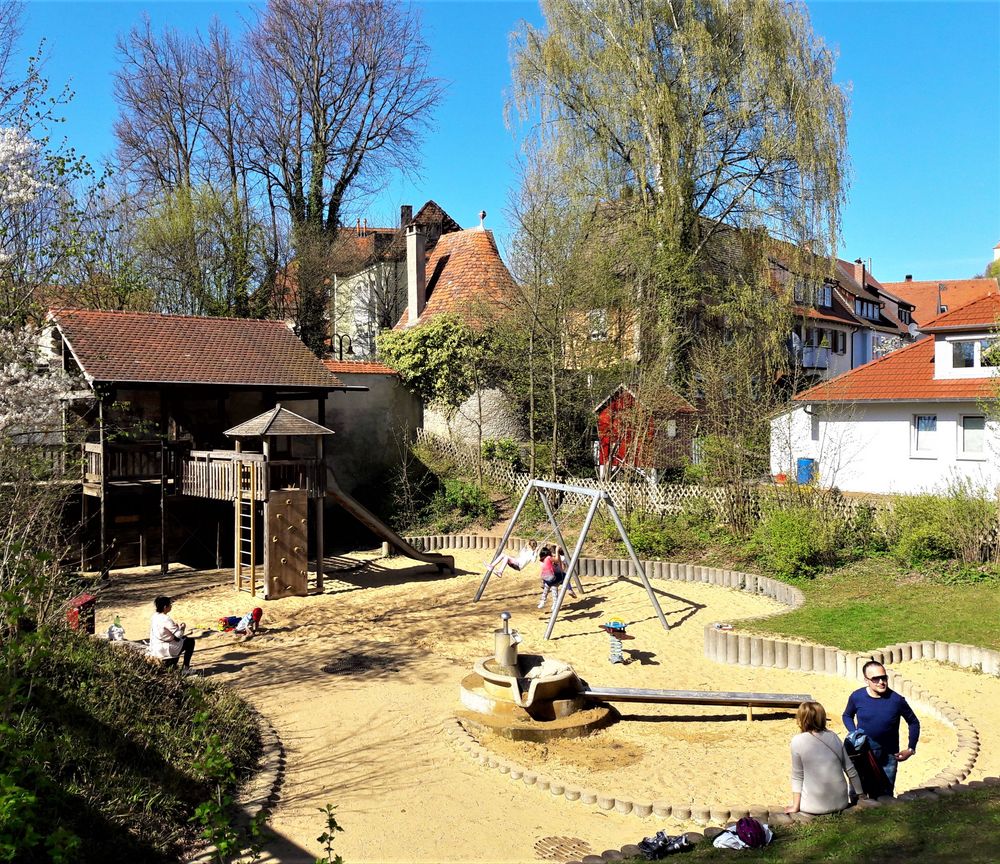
[0,629,261,863]
[878,480,997,566]
[750,505,842,579]
[315,804,345,864]
[425,478,498,533]
[378,316,499,409]
[481,438,522,469]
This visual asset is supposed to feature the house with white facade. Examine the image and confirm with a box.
[328,201,461,357]
[771,293,1000,494]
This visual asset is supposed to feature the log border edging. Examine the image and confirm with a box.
[427,533,994,828]
[186,710,285,864]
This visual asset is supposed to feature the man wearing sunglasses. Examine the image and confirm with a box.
[842,660,920,793]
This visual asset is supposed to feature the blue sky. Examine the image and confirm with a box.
[17,0,1000,282]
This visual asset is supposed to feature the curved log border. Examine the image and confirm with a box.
[424,533,998,834]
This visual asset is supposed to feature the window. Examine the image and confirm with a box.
[810,413,820,442]
[960,415,986,458]
[913,414,937,456]
[854,299,879,320]
[953,340,976,368]
[816,284,833,308]
[950,338,997,370]
[899,308,912,325]
[666,419,677,438]
[587,309,608,341]
[834,331,847,354]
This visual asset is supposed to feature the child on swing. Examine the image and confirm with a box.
[485,539,538,579]
[537,546,577,609]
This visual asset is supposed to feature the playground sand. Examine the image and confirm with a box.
[96,551,998,864]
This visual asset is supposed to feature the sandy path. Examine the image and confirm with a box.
[95,551,987,864]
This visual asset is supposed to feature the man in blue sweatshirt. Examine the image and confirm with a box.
[843,660,920,793]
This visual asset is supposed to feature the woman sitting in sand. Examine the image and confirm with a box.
[786,701,864,815]
[149,596,196,674]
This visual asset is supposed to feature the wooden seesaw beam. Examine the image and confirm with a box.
[580,686,812,722]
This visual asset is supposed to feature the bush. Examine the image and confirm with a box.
[0,628,261,863]
[481,437,522,469]
[426,478,498,532]
[750,505,842,579]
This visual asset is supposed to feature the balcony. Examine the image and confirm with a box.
[799,346,830,370]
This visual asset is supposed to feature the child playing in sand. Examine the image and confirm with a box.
[218,607,263,637]
[484,540,537,579]
[537,546,576,609]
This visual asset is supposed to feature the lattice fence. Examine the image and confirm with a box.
[414,430,893,526]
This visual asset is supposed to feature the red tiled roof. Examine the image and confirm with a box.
[921,293,1000,331]
[793,336,994,403]
[395,228,517,328]
[50,309,344,389]
[883,279,999,326]
[323,359,399,376]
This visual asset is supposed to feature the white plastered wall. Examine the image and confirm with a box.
[771,401,1000,494]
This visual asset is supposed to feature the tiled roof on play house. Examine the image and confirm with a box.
[792,337,995,403]
[225,405,335,437]
[593,384,698,415]
[50,308,345,389]
[395,228,517,328]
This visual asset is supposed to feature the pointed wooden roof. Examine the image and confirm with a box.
[224,405,335,438]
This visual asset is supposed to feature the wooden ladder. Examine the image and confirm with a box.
[234,461,259,595]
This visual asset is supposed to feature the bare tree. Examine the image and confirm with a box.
[245,0,443,233]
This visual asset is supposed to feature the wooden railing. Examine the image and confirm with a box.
[182,451,324,501]
[83,442,185,485]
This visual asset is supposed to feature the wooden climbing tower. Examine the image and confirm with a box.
[223,405,333,599]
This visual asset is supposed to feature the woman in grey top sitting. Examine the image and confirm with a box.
[786,701,864,815]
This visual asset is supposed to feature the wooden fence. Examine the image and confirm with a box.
[414,429,892,526]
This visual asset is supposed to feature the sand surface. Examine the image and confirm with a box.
[95,550,1000,864]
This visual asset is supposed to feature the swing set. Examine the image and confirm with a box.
[474,479,670,639]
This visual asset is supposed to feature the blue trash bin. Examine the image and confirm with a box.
[796,457,817,485]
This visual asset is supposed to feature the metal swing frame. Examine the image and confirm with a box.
[474,479,670,639]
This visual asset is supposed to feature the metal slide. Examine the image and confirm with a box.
[325,480,455,572]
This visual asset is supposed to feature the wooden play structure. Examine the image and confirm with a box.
[54,308,453,592]
[475,479,670,639]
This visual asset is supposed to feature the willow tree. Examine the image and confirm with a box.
[511,0,849,366]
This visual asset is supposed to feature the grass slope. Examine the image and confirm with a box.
[2,630,260,863]
[623,785,1000,863]
[748,558,1000,652]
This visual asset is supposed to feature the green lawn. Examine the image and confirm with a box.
[748,558,1000,652]
[623,785,1000,863]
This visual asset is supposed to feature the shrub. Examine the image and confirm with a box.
[620,514,679,558]
[481,437,522,469]
[750,505,841,579]
[425,478,498,532]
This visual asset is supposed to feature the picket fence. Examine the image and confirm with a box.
[414,430,891,526]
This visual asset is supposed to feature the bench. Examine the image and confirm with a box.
[581,686,812,721]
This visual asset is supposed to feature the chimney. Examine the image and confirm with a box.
[993,242,1000,262]
[853,258,864,286]
[905,274,913,281]
[406,224,426,326]
[400,204,412,228]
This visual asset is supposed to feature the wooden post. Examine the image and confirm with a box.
[315,431,325,592]
[98,398,107,573]
[160,440,168,575]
